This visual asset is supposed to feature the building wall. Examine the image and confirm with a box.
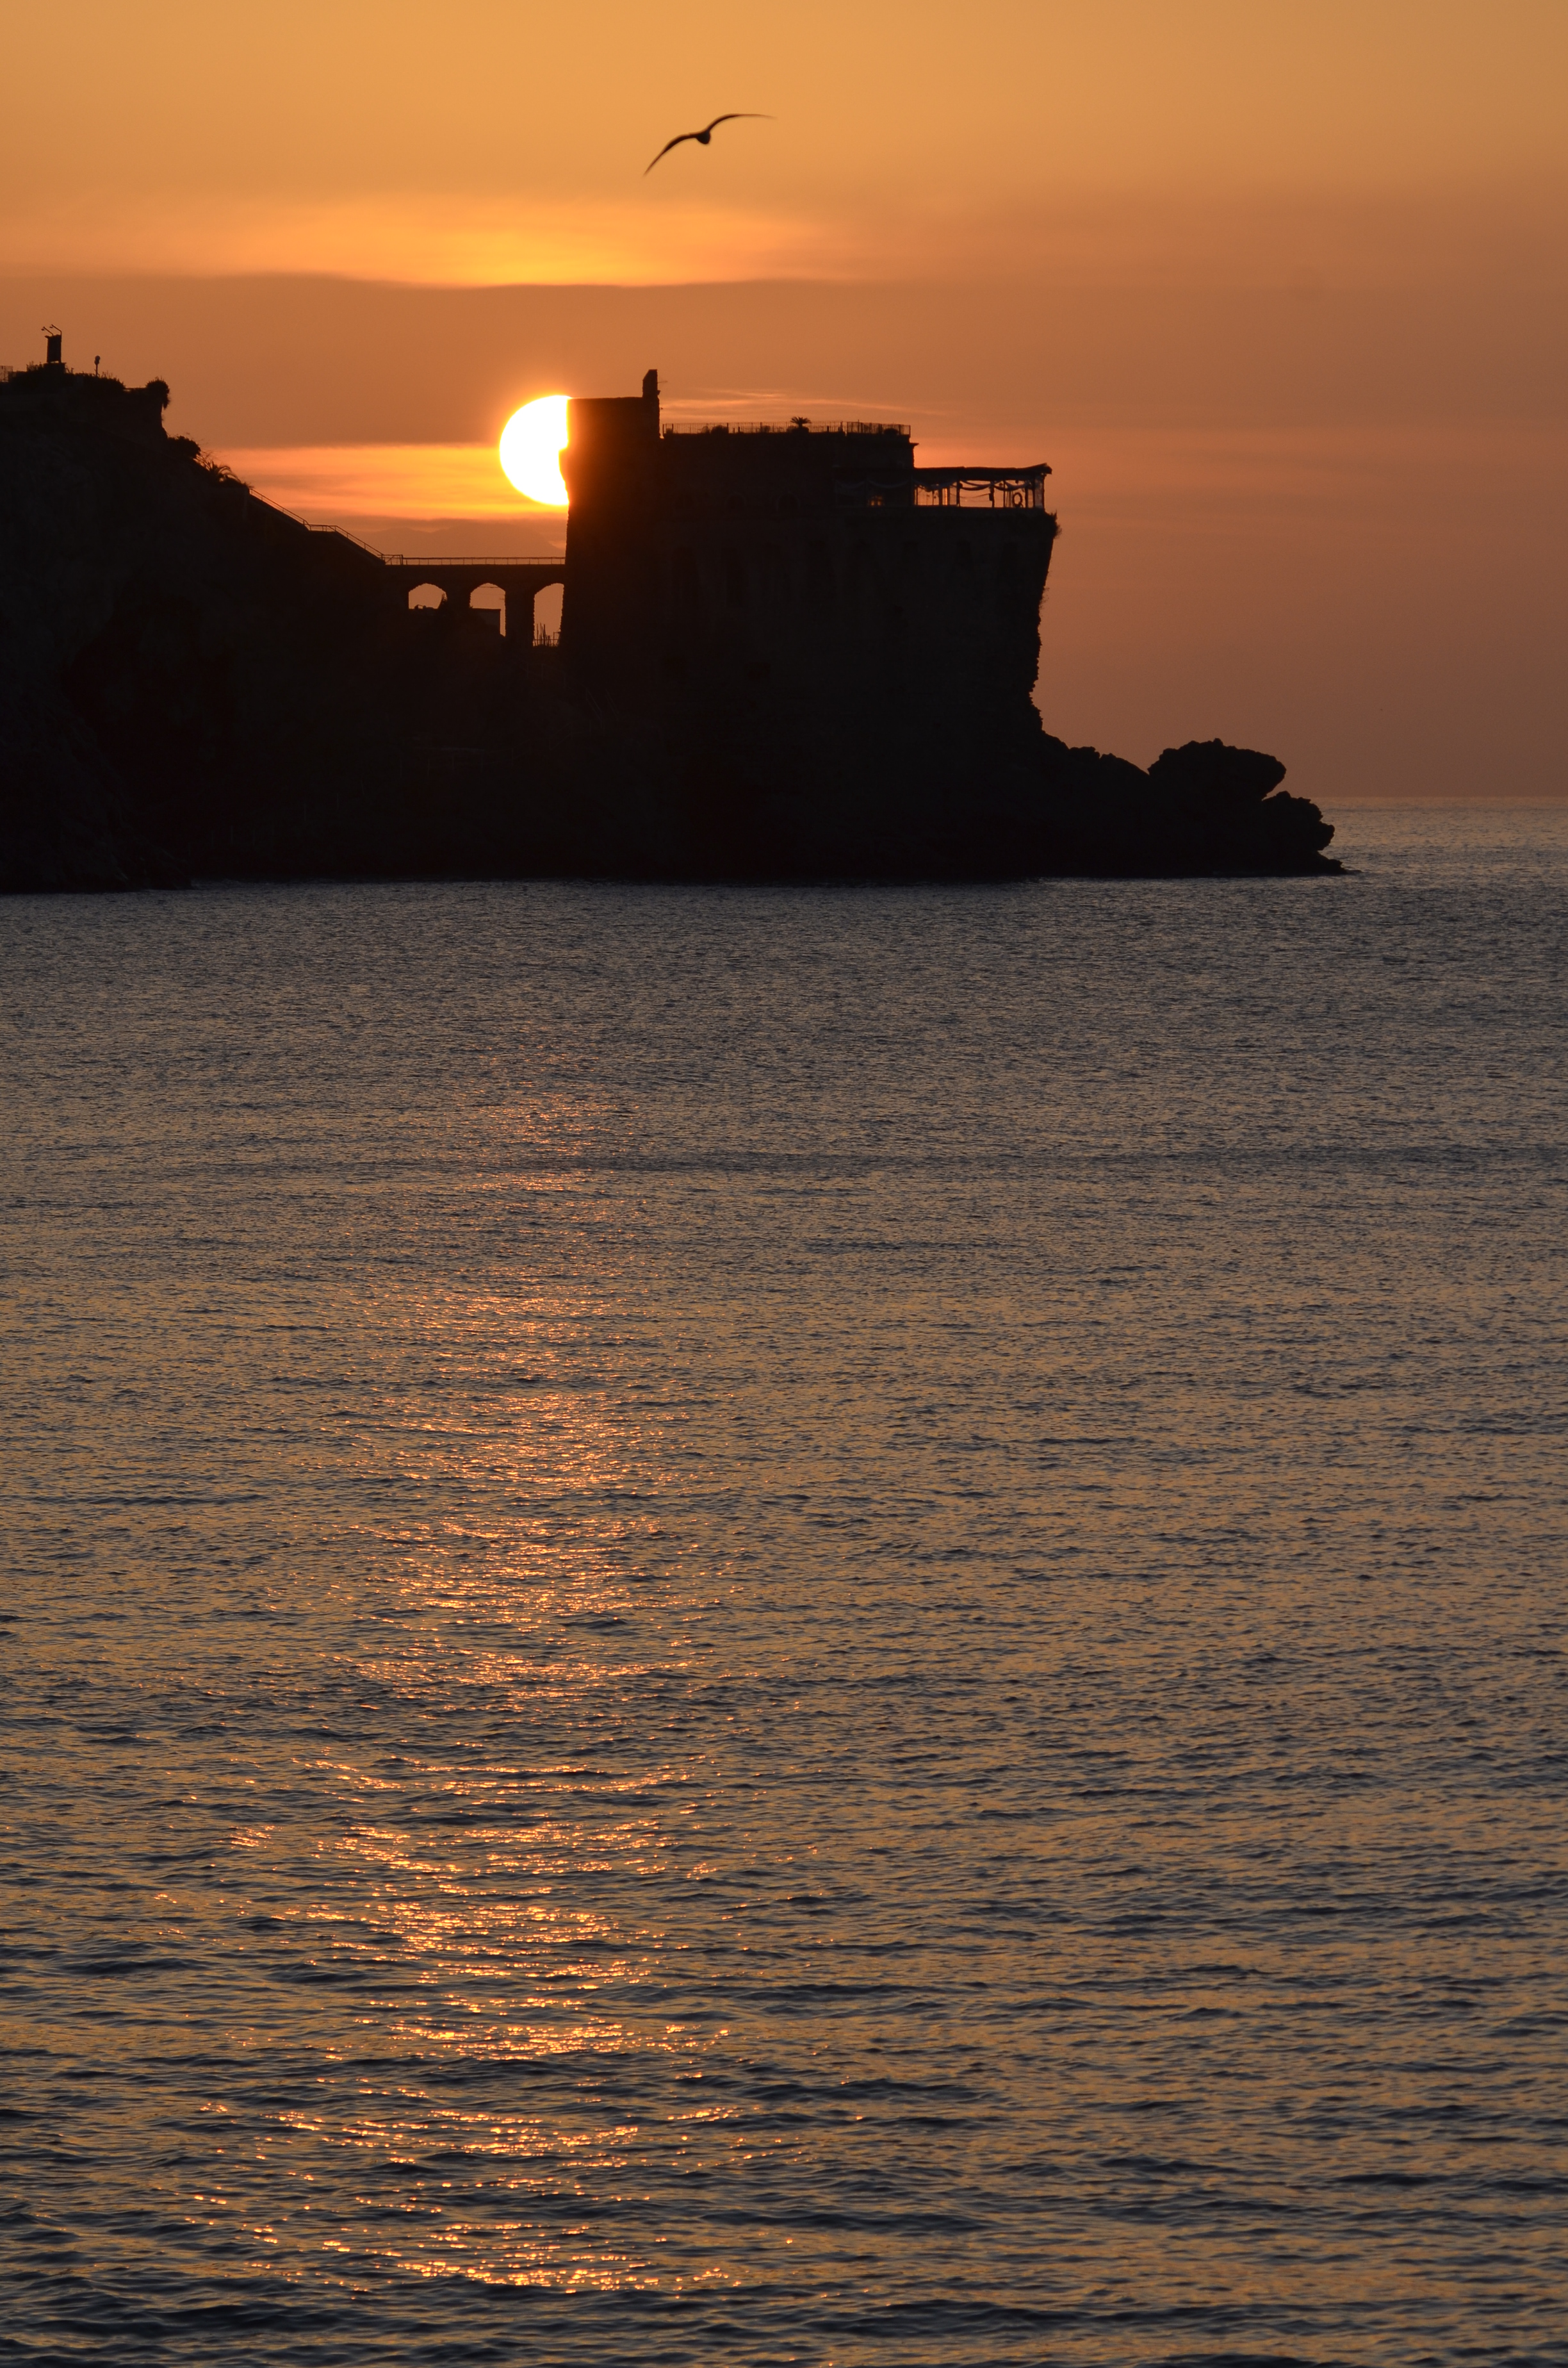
[651,505,1052,709]
[560,380,1058,799]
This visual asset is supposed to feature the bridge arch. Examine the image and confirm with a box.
[468,582,507,634]
[531,580,563,643]
[384,556,567,644]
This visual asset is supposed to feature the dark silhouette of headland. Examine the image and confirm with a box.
[0,340,1339,890]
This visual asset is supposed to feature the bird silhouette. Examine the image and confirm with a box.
[644,114,772,174]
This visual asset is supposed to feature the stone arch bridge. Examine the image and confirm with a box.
[385,554,566,638]
[280,509,566,638]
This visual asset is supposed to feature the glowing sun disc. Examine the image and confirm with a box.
[499,395,569,504]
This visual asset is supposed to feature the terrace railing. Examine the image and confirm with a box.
[834,465,1052,511]
[911,466,1051,509]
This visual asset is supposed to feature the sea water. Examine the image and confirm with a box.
[3,807,1565,2364]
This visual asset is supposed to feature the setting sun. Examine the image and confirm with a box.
[499,395,568,506]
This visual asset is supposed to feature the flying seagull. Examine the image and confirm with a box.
[644,113,772,174]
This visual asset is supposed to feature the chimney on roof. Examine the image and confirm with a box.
[43,325,62,368]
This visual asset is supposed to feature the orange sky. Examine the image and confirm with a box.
[3,1,1564,798]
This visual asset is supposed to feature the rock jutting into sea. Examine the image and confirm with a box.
[0,359,1340,891]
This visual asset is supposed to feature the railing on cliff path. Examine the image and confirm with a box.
[297,519,563,571]
[253,495,563,572]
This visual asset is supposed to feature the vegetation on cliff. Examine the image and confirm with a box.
[0,368,1338,889]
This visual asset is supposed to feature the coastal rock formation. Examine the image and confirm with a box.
[1035,735,1337,874]
[0,363,1339,889]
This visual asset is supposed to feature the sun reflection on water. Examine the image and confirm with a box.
[208,1097,752,2292]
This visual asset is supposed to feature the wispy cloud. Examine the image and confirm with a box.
[0,192,853,288]
[220,443,559,522]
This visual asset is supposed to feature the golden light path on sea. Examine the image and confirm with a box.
[214,1124,749,2294]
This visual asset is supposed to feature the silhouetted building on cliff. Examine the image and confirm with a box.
[560,370,1058,820]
